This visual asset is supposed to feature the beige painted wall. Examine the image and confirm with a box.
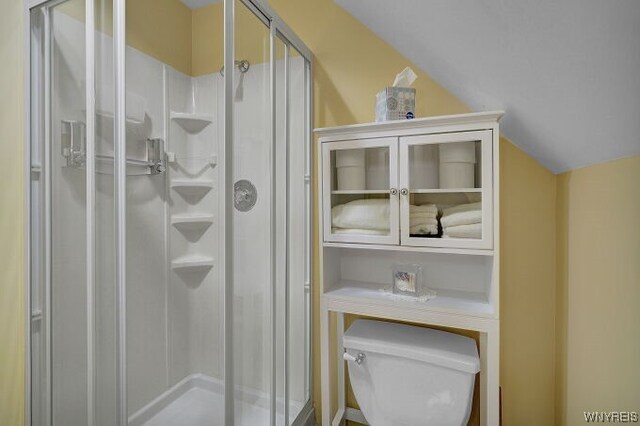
[556,155,640,425]
[57,0,193,75]
[500,139,557,425]
[3,1,637,426]
[0,0,25,423]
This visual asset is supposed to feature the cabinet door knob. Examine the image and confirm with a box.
[390,188,398,195]
[400,188,409,196]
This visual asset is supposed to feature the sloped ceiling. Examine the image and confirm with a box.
[336,0,640,173]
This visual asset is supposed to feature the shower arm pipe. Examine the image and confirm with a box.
[219,59,250,76]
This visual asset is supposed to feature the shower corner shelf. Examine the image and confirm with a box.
[171,179,214,193]
[171,255,214,270]
[170,111,214,133]
[171,213,215,228]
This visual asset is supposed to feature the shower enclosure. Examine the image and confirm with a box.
[25,0,313,424]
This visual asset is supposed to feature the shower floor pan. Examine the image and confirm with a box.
[128,374,303,426]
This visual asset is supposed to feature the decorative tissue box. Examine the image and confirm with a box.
[375,87,416,122]
[391,264,424,297]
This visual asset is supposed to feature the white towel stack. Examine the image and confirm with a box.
[409,204,438,235]
[332,199,390,234]
[440,202,482,239]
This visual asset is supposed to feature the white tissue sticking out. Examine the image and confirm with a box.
[392,66,418,88]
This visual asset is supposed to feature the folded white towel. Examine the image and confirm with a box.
[332,199,389,231]
[442,202,481,217]
[409,217,438,227]
[410,204,438,215]
[332,228,389,235]
[440,209,482,228]
[409,212,438,219]
[444,223,482,239]
[409,223,438,235]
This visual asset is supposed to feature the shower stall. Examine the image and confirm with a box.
[25,0,313,424]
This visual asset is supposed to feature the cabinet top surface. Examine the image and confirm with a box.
[314,110,504,139]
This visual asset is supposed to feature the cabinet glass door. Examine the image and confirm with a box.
[399,130,493,249]
[322,137,398,245]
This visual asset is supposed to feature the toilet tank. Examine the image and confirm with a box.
[343,320,480,426]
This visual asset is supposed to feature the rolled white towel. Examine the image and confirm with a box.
[442,202,481,217]
[440,209,482,228]
[443,223,482,239]
[333,228,389,235]
[410,223,438,235]
[332,199,389,231]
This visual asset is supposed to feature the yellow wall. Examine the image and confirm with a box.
[126,0,193,75]
[57,0,193,75]
[3,1,637,425]
[556,155,640,425]
[0,0,25,423]
[500,139,557,425]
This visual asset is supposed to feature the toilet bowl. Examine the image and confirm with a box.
[344,320,480,426]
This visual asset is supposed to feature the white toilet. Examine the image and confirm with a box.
[343,320,480,426]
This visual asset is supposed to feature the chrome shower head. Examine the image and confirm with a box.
[219,59,250,76]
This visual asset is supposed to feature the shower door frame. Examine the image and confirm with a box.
[23,0,314,424]
[223,0,314,425]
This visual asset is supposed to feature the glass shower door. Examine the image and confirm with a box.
[28,0,118,424]
[227,1,312,423]
[229,1,273,424]
[29,0,312,424]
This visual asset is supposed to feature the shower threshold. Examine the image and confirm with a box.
[128,373,303,426]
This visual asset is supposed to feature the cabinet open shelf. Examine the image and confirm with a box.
[331,189,389,195]
[325,280,494,318]
[410,188,481,193]
[322,242,493,256]
[170,111,214,133]
[171,255,214,270]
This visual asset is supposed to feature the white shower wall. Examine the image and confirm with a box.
[48,10,307,425]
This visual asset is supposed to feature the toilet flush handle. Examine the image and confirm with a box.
[344,351,366,365]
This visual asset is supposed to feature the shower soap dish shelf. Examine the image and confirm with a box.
[170,111,214,133]
[171,213,215,228]
[171,255,214,270]
[166,152,217,167]
[171,179,214,194]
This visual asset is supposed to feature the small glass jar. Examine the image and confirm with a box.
[391,264,424,297]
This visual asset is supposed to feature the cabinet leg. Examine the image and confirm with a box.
[320,306,332,426]
[480,326,500,426]
[335,313,345,425]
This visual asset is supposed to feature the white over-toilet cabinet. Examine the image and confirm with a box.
[317,111,503,426]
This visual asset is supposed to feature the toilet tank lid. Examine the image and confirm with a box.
[343,320,480,374]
